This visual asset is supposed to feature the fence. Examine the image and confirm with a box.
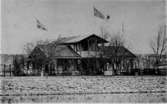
[0,64,13,77]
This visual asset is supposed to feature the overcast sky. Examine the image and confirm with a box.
[1,0,166,54]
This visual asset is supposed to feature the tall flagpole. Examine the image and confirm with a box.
[100,15,110,41]
[121,21,125,44]
[122,22,124,34]
[101,14,110,72]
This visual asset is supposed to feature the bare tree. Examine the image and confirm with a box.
[23,39,51,55]
[23,37,63,75]
[23,42,35,55]
[150,25,167,65]
[109,32,125,46]
[104,31,135,75]
[36,39,50,45]
[109,32,125,74]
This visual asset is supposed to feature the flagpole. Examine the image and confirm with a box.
[122,22,125,34]
[93,6,112,73]
[120,21,125,43]
[93,6,98,35]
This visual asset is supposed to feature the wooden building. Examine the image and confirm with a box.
[28,44,81,75]
[102,46,137,75]
[28,34,136,75]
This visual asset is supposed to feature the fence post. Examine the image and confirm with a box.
[4,64,6,77]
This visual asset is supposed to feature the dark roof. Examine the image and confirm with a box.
[54,34,108,44]
[102,46,136,58]
[157,63,167,66]
[30,44,80,59]
[37,44,55,57]
[146,54,167,58]
[51,45,80,58]
[156,60,167,66]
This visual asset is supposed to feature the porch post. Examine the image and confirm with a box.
[9,64,12,76]
[4,64,6,77]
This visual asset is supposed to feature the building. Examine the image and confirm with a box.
[27,34,136,75]
[136,54,167,75]
[102,46,137,75]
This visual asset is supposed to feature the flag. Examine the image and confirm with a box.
[94,7,105,19]
[36,19,47,31]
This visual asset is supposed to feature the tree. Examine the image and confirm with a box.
[23,38,62,75]
[21,39,51,75]
[13,55,25,76]
[23,39,51,55]
[109,32,125,46]
[109,32,126,74]
[150,25,167,65]
[103,31,134,75]
[23,42,34,55]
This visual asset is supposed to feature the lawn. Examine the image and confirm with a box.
[1,76,167,96]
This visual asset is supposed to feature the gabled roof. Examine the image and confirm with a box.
[54,34,107,44]
[30,44,80,59]
[51,45,81,58]
[102,46,136,58]
[37,44,57,57]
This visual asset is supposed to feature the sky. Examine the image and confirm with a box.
[1,0,166,54]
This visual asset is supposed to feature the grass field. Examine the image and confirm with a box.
[1,76,167,103]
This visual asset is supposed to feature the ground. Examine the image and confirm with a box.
[0,76,167,103]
